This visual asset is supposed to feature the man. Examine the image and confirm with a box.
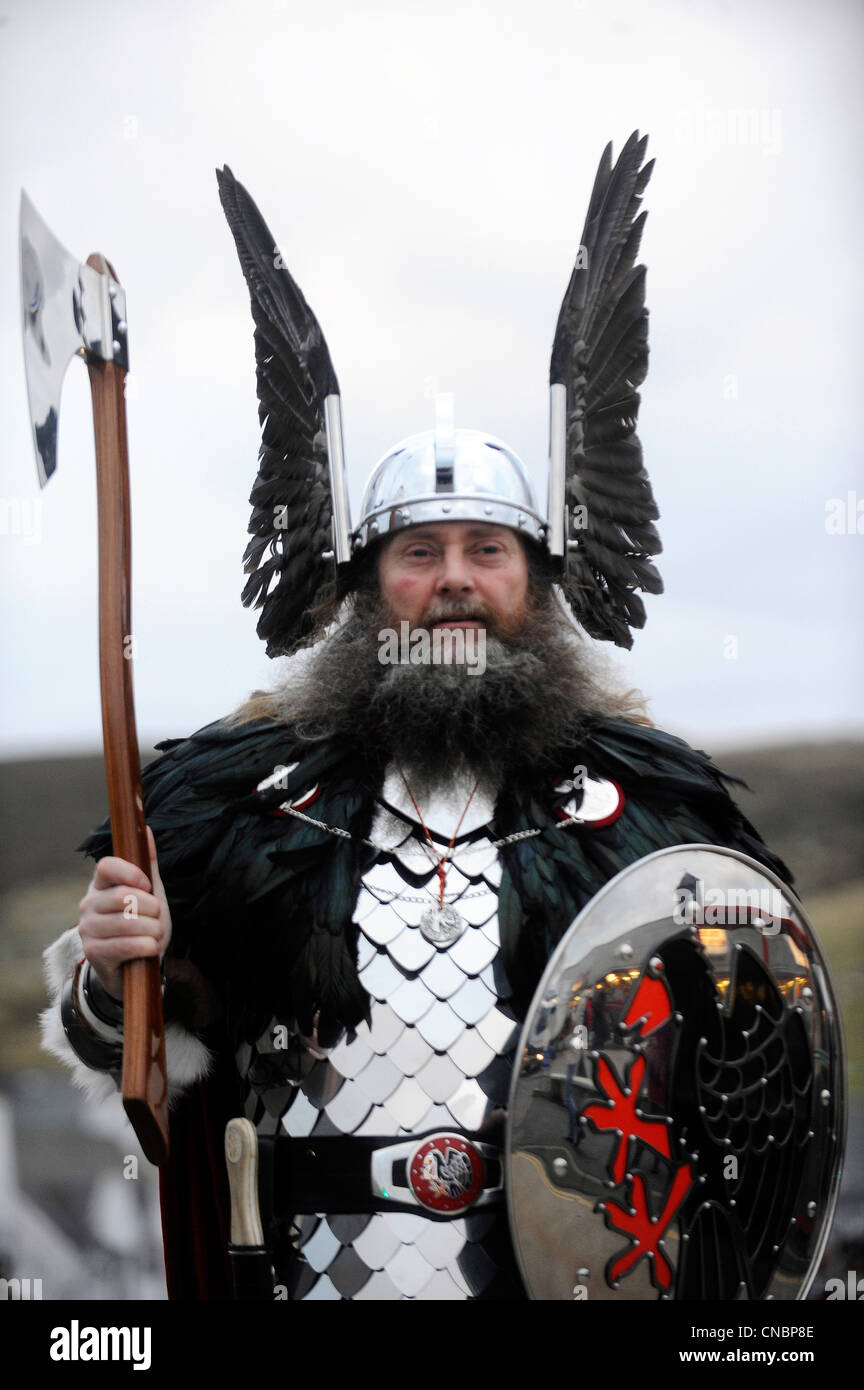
[39,138,806,1300]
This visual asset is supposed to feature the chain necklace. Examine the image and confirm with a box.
[277,801,556,850]
[397,771,480,946]
[269,767,595,944]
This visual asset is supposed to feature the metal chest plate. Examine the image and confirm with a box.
[240,781,523,1300]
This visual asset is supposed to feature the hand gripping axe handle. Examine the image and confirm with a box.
[20,192,169,1165]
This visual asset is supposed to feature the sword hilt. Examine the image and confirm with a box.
[225,1118,275,1301]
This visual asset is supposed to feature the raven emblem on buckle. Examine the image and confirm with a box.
[408,1134,485,1215]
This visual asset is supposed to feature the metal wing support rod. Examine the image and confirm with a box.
[323,393,353,564]
[20,191,169,1166]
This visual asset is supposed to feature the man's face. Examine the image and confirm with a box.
[376,521,529,636]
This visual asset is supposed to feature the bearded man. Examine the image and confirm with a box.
[40,138,832,1302]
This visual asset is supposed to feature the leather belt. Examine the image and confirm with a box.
[261,1130,504,1219]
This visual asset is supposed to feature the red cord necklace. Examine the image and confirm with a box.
[400,771,480,946]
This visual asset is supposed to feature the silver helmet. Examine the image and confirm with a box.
[353,427,547,552]
[219,131,662,657]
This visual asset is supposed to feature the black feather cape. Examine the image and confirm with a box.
[78,714,790,1299]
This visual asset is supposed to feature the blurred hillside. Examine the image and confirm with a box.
[711,739,864,900]
[1,737,862,1070]
[2,736,862,893]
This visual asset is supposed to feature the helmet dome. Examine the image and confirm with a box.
[353,428,547,552]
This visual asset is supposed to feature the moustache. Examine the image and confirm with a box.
[423,605,488,624]
[410,600,518,637]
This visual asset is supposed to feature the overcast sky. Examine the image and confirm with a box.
[1,0,862,760]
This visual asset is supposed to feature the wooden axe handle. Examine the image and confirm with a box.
[86,252,169,1165]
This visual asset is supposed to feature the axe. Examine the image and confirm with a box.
[20,191,169,1166]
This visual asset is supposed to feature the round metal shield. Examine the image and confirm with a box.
[506,845,845,1301]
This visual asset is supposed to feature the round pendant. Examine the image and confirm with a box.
[419,903,467,947]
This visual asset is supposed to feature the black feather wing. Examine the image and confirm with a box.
[551,132,662,648]
[217,166,339,656]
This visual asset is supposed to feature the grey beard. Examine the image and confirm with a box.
[265,588,631,788]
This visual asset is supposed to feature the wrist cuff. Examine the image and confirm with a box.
[81,960,126,1027]
[61,961,123,1072]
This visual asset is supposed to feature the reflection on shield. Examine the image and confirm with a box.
[506,846,844,1301]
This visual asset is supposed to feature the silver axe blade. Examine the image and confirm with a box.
[20,190,169,1167]
[20,191,129,486]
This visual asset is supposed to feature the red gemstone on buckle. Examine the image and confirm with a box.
[407,1134,485,1214]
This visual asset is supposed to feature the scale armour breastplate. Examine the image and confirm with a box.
[237,771,525,1300]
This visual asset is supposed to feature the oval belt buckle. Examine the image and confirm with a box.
[370,1131,500,1217]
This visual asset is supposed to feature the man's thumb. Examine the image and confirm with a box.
[145,825,163,887]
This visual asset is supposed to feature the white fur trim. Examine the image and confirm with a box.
[163,1023,213,1099]
[39,998,121,1105]
[40,930,213,1106]
[43,926,86,999]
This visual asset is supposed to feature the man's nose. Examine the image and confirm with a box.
[434,550,475,593]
